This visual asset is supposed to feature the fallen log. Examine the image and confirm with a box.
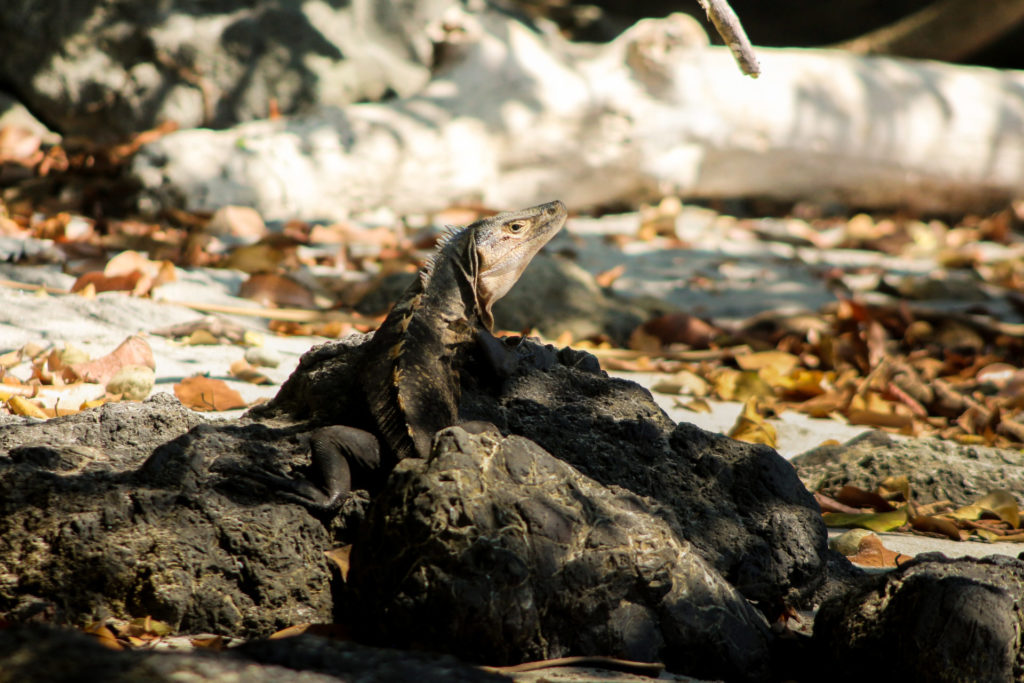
[133,10,1024,219]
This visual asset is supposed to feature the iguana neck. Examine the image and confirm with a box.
[362,200,567,462]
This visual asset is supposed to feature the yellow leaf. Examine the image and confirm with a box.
[822,508,908,532]
[728,397,777,448]
[678,397,712,413]
[714,369,774,402]
[184,329,220,346]
[949,490,1020,529]
[736,350,800,375]
[324,545,353,581]
[8,395,48,419]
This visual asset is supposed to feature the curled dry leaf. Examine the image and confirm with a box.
[834,485,895,512]
[71,270,146,295]
[229,359,272,385]
[845,533,912,568]
[630,312,721,350]
[68,335,154,385]
[948,490,1020,529]
[727,397,777,448]
[173,375,247,412]
[6,395,48,419]
[324,545,353,581]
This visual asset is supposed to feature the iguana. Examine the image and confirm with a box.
[259,200,568,509]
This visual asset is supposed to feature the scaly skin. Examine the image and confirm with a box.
[361,200,567,467]
[234,201,567,508]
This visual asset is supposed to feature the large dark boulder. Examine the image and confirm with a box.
[347,426,773,682]
[1,333,841,678]
[814,554,1024,683]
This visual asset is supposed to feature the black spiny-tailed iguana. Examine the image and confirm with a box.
[262,200,568,508]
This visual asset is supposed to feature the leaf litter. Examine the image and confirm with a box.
[3,117,1024,458]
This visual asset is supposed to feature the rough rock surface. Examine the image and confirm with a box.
[792,430,1024,505]
[260,336,838,611]
[814,554,1024,683]
[1,331,839,677]
[347,426,773,682]
[0,395,334,636]
[0,0,453,138]
[0,625,509,683]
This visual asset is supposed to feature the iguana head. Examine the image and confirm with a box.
[470,200,567,330]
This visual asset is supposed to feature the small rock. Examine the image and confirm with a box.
[207,206,267,243]
[106,365,156,400]
[245,346,282,369]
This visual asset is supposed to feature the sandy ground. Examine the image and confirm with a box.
[2,208,1022,563]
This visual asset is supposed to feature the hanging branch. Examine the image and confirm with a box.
[696,0,761,77]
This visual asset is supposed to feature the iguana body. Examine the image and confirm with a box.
[268,201,567,508]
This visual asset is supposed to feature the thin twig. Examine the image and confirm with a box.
[696,0,761,77]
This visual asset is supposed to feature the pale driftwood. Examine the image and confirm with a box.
[133,11,1024,220]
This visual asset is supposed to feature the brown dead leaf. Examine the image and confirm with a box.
[68,335,154,385]
[846,533,912,568]
[325,545,353,581]
[834,485,895,512]
[84,622,123,651]
[269,623,351,640]
[229,359,272,385]
[239,273,317,308]
[595,264,626,288]
[910,514,966,541]
[190,635,226,651]
[630,313,720,350]
[70,270,146,295]
[173,376,246,411]
[815,492,863,514]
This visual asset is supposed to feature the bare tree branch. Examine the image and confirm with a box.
[696,0,760,77]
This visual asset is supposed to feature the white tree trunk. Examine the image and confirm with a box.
[133,11,1024,219]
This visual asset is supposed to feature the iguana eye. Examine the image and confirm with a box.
[507,222,525,233]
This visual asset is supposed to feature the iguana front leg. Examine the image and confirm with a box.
[225,425,381,511]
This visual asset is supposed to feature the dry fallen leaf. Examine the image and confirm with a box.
[229,359,272,385]
[173,376,246,411]
[845,533,912,568]
[7,395,48,419]
[324,545,353,581]
[948,490,1020,529]
[728,398,778,448]
[68,335,155,385]
[821,508,908,533]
